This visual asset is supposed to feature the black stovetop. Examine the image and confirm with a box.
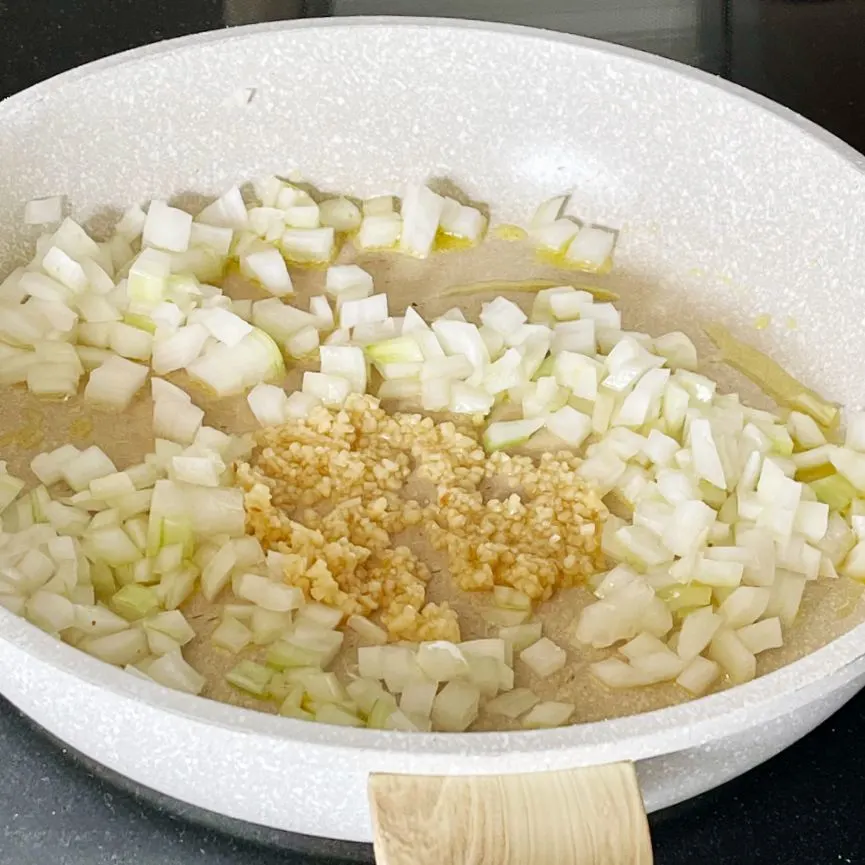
[2,2,865,863]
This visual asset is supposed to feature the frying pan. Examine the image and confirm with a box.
[2,17,865,861]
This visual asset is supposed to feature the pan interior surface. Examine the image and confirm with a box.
[0,17,864,779]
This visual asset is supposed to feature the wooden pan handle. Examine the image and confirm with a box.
[368,762,653,865]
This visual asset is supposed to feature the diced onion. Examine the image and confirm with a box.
[24,196,64,226]
[84,356,149,411]
[519,637,566,678]
[521,701,574,729]
[431,680,480,732]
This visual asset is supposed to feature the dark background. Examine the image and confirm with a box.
[1,1,865,863]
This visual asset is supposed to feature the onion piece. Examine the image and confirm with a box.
[144,609,195,648]
[315,704,364,728]
[764,571,806,626]
[143,201,193,253]
[347,615,388,646]
[653,332,698,370]
[717,586,771,629]
[61,446,117,492]
[250,608,292,645]
[265,639,323,671]
[89,472,135,500]
[294,602,342,631]
[519,637,566,677]
[281,227,334,264]
[399,681,438,719]
[363,196,395,216]
[309,295,334,330]
[287,625,343,667]
[225,660,273,696]
[319,197,362,231]
[0,467,25,516]
[211,615,253,653]
[234,572,303,612]
[431,680,480,732]
[485,688,540,720]
[284,391,321,419]
[73,604,129,636]
[147,649,206,695]
[479,296,527,336]
[441,382,488,415]
[108,322,153,361]
[302,371,352,407]
[546,406,592,448]
[707,629,756,684]
[415,641,468,682]
[661,500,715,558]
[530,196,567,228]
[356,214,402,250]
[171,454,224,488]
[737,616,783,654]
[286,326,320,358]
[150,324,209,375]
[241,247,293,296]
[481,607,530,628]
[440,198,485,243]
[84,356,149,411]
[153,399,204,445]
[25,196,64,225]
[247,383,290,427]
[110,583,158,621]
[689,418,727,490]
[677,606,722,660]
[81,628,148,666]
[492,586,532,612]
[421,355,473,382]
[521,701,574,729]
[676,655,721,696]
[197,542,237,601]
[432,319,489,371]
[156,564,198,611]
[252,298,316,342]
[319,345,367,394]
[284,203,320,229]
[195,187,248,229]
[340,294,388,329]
[589,657,650,689]
[366,336,425,366]
[529,219,580,253]
[399,184,445,258]
[196,307,253,347]
[25,591,75,633]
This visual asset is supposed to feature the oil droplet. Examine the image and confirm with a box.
[70,417,93,440]
[491,224,527,242]
[433,231,476,253]
[535,248,613,275]
[17,427,43,451]
[786,316,798,330]
[687,267,706,278]
[440,279,618,302]
[754,314,771,330]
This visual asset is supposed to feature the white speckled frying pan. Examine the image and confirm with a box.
[2,17,865,861]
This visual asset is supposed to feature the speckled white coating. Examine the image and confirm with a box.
[2,18,865,844]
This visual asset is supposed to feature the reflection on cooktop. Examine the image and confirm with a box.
[224,0,727,70]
